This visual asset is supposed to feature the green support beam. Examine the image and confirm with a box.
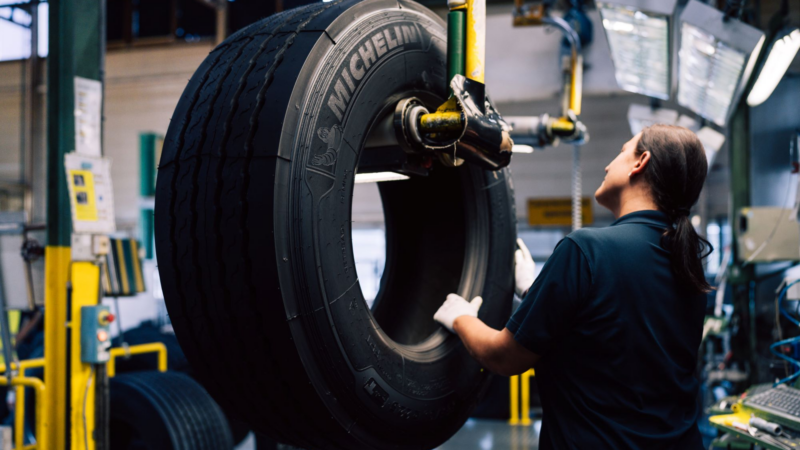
[447,9,466,95]
[728,101,758,383]
[46,0,75,247]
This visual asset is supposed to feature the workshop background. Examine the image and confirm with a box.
[0,0,799,448]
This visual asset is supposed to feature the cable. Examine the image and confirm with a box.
[83,366,94,450]
[770,280,800,386]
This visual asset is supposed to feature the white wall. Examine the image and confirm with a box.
[0,62,24,182]
[103,42,215,230]
[483,6,621,104]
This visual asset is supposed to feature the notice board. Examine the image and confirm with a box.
[528,198,593,227]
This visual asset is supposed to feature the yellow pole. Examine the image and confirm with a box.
[465,0,486,83]
[70,262,100,450]
[15,384,24,449]
[44,246,70,449]
[569,54,583,116]
[520,369,534,426]
[508,375,519,425]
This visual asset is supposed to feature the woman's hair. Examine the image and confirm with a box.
[636,124,713,294]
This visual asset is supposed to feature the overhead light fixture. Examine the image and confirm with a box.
[354,172,409,184]
[747,28,800,107]
[676,114,700,132]
[626,103,678,135]
[678,0,765,126]
[696,126,725,170]
[512,145,534,153]
[598,0,677,100]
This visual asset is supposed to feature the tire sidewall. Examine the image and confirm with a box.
[275,3,516,448]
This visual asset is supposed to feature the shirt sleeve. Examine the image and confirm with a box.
[506,237,592,355]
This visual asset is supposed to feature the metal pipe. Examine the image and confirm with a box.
[541,16,582,118]
[215,2,228,46]
[24,0,40,224]
[520,369,534,426]
[508,375,519,425]
[572,145,582,231]
[447,9,466,95]
[419,112,463,133]
[107,343,168,378]
[0,375,47,450]
[0,259,17,382]
[465,0,486,84]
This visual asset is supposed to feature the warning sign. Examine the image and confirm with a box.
[528,198,593,227]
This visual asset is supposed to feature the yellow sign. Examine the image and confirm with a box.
[68,169,98,222]
[528,198,593,227]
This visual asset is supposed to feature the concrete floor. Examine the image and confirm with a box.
[235,418,541,450]
[437,418,541,450]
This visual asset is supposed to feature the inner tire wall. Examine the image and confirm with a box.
[372,168,467,346]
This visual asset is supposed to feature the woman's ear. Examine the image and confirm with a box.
[630,151,651,177]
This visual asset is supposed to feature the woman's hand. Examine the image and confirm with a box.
[433,293,540,376]
[515,238,535,297]
[433,294,483,333]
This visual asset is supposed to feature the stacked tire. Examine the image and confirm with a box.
[110,371,233,449]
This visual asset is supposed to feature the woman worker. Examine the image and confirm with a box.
[433,124,712,449]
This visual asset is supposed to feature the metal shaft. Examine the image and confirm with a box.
[447,10,466,95]
[572,144,582,231]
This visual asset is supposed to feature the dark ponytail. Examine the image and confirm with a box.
[636,125,713,294]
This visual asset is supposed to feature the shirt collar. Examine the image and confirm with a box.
[611,209,671,228]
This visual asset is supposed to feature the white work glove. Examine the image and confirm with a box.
[433,293,483,333]
[515,238,535,298]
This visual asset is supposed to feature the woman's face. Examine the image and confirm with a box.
[595,133,642,211]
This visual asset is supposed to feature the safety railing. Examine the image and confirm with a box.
[509,369,535,426]
[0,342,167,449]
[0,358,47,450]
[107,342,168,378]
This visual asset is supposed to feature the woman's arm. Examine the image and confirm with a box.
[452,316,539,377]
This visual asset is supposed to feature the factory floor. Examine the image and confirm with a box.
[235,418,541,449]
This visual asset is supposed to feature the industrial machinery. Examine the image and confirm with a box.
[153,0,586,448]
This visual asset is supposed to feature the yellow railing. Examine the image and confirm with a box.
[0,342,167,449]
[0,358,47,450]
[107,343,168,378]
[0,359,46,450]
[509,369,535,426]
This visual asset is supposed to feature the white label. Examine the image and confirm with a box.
[74,77,103,157]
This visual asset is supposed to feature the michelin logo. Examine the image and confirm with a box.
[327,24,422,122]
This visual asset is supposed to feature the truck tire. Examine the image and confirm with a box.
[154,0,516,448]
[109,371,234,449]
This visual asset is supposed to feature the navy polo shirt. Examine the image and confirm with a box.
[507,210,705,450]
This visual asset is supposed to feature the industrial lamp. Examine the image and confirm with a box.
[598,0,677,100]
[678,0,765,126]
[627,103,679,135]
[354,172,409,184]
[747,27,800,107]
[626,104,724,169]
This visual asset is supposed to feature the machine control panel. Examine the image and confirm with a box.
[81,305,114,363]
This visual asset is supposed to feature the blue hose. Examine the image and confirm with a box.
[770,280,800,386]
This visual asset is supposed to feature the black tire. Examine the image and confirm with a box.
[154,1,516,448]
[109,371,234,450]
[110,325,250,446]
